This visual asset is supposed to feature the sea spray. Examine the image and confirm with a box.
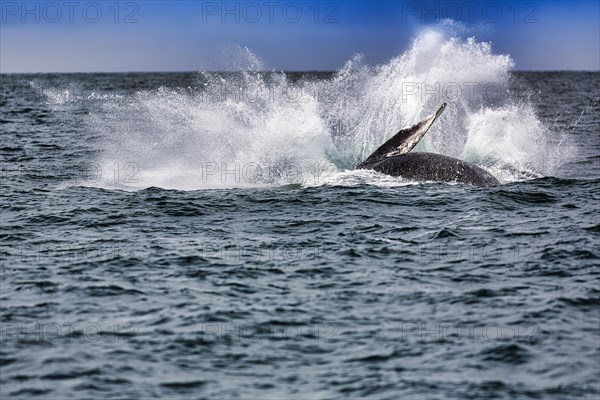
[38,30,575,189]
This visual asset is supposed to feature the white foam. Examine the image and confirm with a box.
[43,29,574,190]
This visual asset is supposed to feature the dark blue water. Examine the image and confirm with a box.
[1,69,599,399]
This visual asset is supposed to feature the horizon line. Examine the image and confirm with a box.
[2,69,599,75]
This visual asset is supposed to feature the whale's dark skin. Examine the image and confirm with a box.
[357,103,500,186]
[365,152,500,186]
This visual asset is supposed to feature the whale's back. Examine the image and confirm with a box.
[366,152,499,186]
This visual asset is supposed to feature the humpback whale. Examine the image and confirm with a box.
[357,103,499,186]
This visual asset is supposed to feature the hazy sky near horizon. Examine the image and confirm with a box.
[1,0,599,73]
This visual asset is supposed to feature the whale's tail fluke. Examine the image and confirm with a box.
[357,103,447,169]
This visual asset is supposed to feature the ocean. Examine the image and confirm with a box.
[1,33,599,399]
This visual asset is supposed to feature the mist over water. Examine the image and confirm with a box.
[34,28,576,190]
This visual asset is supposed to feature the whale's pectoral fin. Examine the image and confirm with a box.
[357,103,447,169]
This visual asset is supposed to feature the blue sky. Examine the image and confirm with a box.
[1,0,599,72]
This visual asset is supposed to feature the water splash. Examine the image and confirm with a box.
[42,29,575,189]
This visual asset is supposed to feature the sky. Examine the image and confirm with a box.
[1,0,599,72]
